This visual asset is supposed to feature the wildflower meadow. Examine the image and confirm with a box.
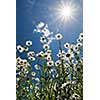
[16,22,83,100]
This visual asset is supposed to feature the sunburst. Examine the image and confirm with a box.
[55,1,78,24]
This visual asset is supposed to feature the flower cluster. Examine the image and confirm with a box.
[16,22,83,100]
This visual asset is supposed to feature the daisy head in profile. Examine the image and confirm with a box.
[35,77,40,82]
[23,59,27,66]
[55,60,61,66]
[46,49,52,54]
[27,51,35,57]
[46,55,52,61]
[36,51,44,58]
[79,33,83,39]
[24,46,29,52]
[78,33,83,42]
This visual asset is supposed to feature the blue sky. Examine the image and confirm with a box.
[16,0,83,59]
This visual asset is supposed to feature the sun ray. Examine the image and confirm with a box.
[54,1,78,24]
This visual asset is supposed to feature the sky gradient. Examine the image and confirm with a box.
[16,0,83,59]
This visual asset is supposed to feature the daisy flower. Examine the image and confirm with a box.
[55,33,63,40]
[73,45,79,51]
[79,33,83,38]
[16,57,21,64]
[23,59,27,65]
[19,59,24,65]
[31,72,36,76]
[55,60,61,66]
[70,44,75,51]
[36,51,44,58]
[17,45,24,53]
[46,49,52,54]
[34,64,40,70]
[60,56,66,62]
[77,38,81,43]
[57,53,62,58]
[47,60,54,67]
[57,50,65,58]
[26,40,32,46]
[61,50,66,55]
[43,44,50,50]
[64,42,70,49]
[57,50,61,57]
[16,65,21,69]
[28,57,35,61]
[65,51,74,59]
[46,55,52,61]
[76,42,82,48]
[78,33,83,41]
[44,52,49,58]
[24,46,29,52]
[40,36,46,43]
[27,51,35,57]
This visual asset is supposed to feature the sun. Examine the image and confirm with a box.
[61,6,72,17]
[60,6,72,18]
[54,1,78,24]
[58,4,75,23]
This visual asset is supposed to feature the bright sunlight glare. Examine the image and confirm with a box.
[61,6,72,18]
[55,1,78,24]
